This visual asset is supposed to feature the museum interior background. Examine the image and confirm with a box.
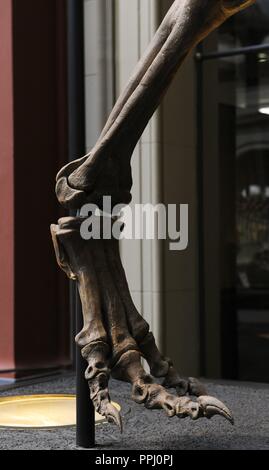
[1,0,269,387]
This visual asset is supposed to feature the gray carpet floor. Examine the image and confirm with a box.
[0,374,268,450]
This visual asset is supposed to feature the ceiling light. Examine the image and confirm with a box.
[258,52,269,63]
[259,107,269,115]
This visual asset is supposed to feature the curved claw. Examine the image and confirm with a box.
[197,395,234,424]
[105,402,123,433]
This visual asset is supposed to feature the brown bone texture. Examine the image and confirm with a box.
[51,0,255,430]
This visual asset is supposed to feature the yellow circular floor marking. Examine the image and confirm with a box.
[0,395,120,428]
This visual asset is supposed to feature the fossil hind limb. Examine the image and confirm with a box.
[51,0,255,432]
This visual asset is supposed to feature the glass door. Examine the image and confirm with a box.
[198,0,269,382]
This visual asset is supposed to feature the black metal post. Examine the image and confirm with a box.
[76,290,95,448]
[199,43,269,61]
[67,0,95,448]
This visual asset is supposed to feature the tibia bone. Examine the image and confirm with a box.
[55,0,255,211]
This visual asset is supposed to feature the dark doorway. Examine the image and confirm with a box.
[198,0,269,382]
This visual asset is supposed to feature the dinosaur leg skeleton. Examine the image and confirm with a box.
[51,216,233,429]
[51,1,255,431]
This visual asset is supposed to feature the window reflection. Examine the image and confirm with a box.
[201,4,269,381]
[218,54,269,289]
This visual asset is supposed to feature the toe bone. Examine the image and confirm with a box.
[197,395,234,424]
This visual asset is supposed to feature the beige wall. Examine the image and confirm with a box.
[161,55,200,376]
[84,0,114,152]
[115,0,163,348]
